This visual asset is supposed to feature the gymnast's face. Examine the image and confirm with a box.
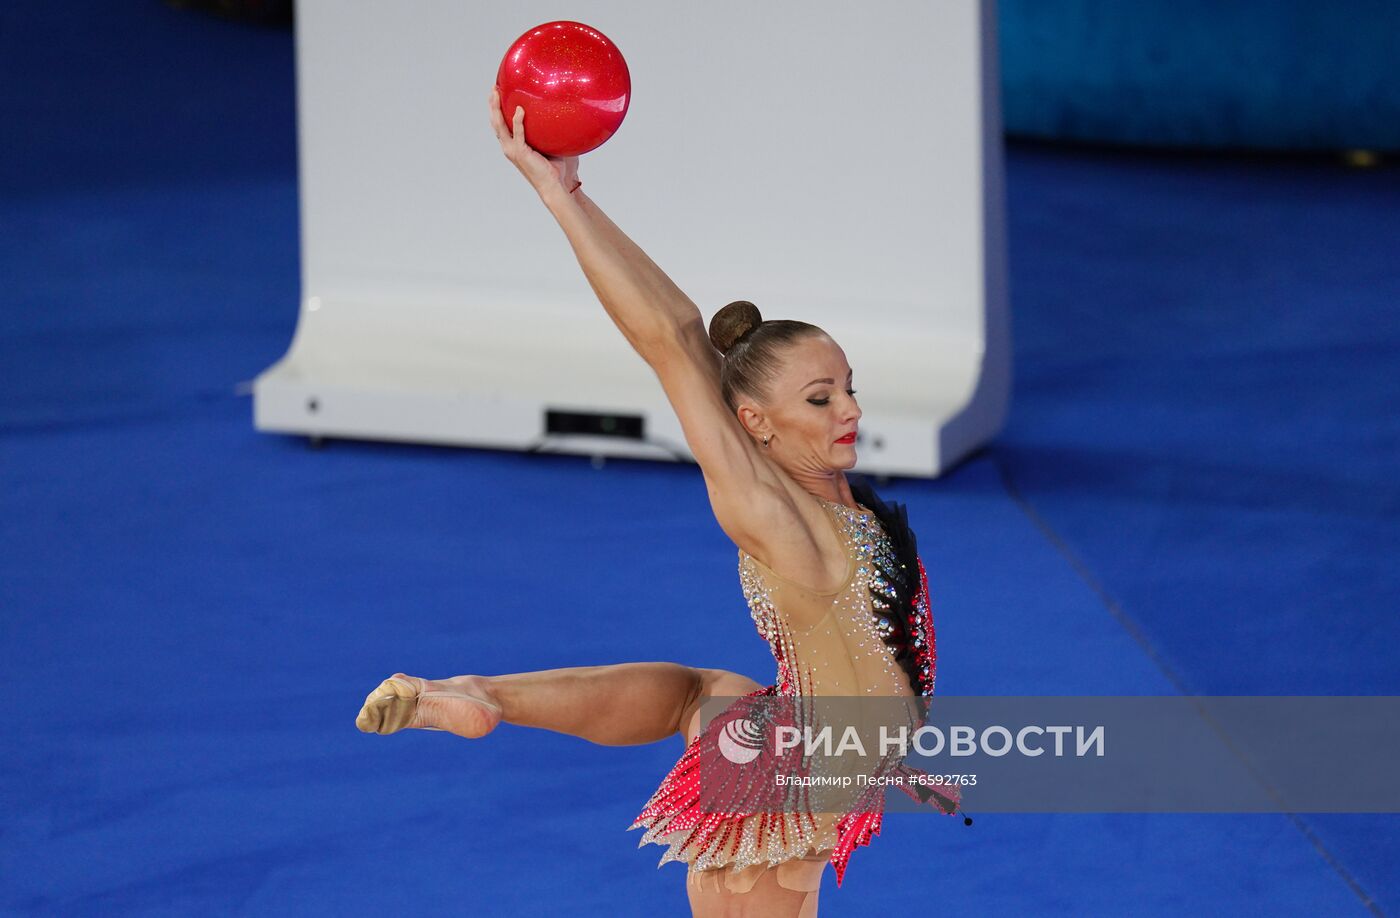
[739,333,862,473]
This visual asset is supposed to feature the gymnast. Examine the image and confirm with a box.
[354,86,963,918]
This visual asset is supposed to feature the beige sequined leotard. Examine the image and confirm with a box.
[630,492,953,895]
[739,497,922,701]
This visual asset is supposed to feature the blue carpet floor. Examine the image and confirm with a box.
[2,4,1397,915]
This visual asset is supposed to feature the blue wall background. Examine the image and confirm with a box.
[999,0,1400,150]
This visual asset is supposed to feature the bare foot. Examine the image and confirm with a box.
[355,672,503,739]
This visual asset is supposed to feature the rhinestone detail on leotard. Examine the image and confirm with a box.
[738,499,911,698]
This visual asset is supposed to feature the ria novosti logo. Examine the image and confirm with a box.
[717,717,1107,763]
[717,717,765,764]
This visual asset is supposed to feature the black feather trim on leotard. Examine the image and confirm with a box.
[846,474,928,696]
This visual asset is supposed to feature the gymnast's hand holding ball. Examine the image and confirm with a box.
[488,85,582,200]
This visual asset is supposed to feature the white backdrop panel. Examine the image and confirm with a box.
[255,0,1010,476]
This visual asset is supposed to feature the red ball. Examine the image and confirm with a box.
[495,20,631,158]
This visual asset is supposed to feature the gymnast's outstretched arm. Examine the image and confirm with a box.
[487,86,808,553]
[487,89,704,363]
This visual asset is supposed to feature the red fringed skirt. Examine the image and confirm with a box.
[628,686,962,888]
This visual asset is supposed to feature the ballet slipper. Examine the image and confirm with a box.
[355,674,503,738]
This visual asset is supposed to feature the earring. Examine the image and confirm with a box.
[762,435,770,447]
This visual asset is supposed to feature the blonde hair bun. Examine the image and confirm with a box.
[708,300,763,356]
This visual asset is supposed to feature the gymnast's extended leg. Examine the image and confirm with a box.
[356,663,759,747]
